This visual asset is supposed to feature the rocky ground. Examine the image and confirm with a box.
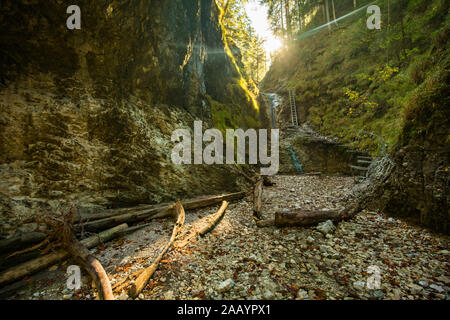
[5,175,449,300]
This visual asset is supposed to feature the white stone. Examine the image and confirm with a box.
[217,279,234,293]
[297,289,309,300]
[316,220,336,235]
[353,281,366,291]
[263,289,274,300]
[164,290,174,300]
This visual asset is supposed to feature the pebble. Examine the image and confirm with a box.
[164,290,174,300]
[429,284,444,293]
[297,289,309,300]
[353,281,366,291]
[263,290,275,300]
[418,280,429,287]
[409,284,423,295]
[217,279,234,293]
[316,220,336,235]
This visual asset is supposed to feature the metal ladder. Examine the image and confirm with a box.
[289,90,298,126]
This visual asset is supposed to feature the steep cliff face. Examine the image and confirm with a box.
[0,0,258,237]
[360,56,449,233]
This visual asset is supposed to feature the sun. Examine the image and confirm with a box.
[264,37,282,55]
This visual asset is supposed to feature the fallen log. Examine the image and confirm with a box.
[174,201,229,249]
[75,203,168,224]
[253,180,263,220]
[66,239,114,300]
[0,223,128,288]
[76,192,245,233]
[256,219,275,228]
[197,201,229,237]
[128,200,186,298]
[256,208,358,228]
[0,232,47,255]
[275,209,347,226]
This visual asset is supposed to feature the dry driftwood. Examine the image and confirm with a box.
[256,208,358,228]
[0,232,47,255]
[253,179,263,220]
[128,200,186,298]
[0,223,128,288]
[174,201,229,249]
[76,192,245,232]
[66,239,114,300]
[197,201,229,237]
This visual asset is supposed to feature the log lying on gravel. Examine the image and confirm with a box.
[256,208,358,228]
[128,201,186,298]
[174,201,229,249]
[0,224,128,288]
[75,192,245,232]
[253,180,263,220]
[197,201,229,237]
[0,232,47,255]
[66,239,114,300]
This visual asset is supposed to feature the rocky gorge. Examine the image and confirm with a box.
[0,0,260,238]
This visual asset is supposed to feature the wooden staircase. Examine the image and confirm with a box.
[289,90,298,127]
[349,154,373,178]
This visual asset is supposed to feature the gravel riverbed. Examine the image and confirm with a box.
[7,175,449,300]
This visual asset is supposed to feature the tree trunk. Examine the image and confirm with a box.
[253,179,263,219]
[0,232,46,255]
[256,207,359,228]
[75,192,245,232]
[174,201,229,249]
[280,0,285,38]
[198,201,229,236]
[297,0,303,30]
[285,0,292,39]
[274,209,348,226]
[0,224,128,287]
[331,0,338,26]
[66,239,114,300]
[325,0,331,30]
[128,201,186,298]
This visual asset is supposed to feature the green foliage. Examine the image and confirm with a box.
[217,0,268,86]
[263,0,449,155]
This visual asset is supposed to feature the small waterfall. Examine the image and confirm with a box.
[263,93,282,129]
[286,143,304,174]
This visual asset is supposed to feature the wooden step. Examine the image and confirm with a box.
[357,156,372,161]
[357,159,372,165]
[349,165,369,171]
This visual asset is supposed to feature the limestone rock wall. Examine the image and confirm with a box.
[0,0,255,238]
